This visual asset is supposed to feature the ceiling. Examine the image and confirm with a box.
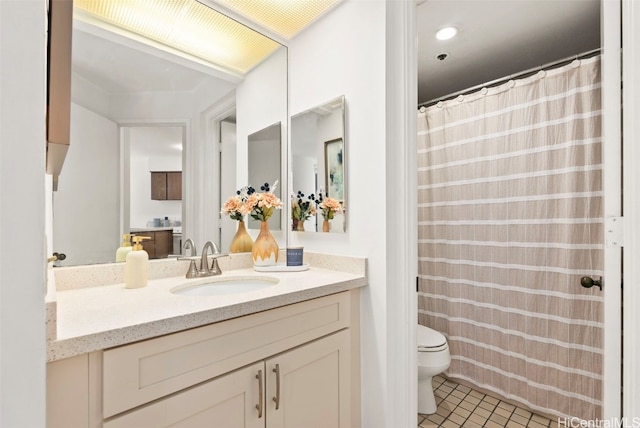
[72,0,602,106]
[71,0,340,95]
[418,0,601,105]
[72,27,232,93]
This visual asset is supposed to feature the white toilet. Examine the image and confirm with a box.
[417,324,451,414]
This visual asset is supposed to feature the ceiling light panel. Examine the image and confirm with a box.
[74,0,281,74]
[215,0,342,39]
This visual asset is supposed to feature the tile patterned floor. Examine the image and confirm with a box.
[418,376,559,428]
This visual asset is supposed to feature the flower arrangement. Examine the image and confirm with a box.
[292,191,317,222]
[316,192,341,220]
[245,181,283,222]
[221,186,252,221]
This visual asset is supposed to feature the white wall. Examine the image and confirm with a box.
[54,103,119,265]
[288,1,391,425]
[236,47,288,243]
[68,76,234,251]
[289,1,417,426]
[0,0,47,426]
[129,127,182,228]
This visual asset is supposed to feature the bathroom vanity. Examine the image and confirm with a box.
[46,253,366,428]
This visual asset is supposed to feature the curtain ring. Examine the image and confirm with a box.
[436,101,444,108]
[537,70,546,78]
[456,95,464,102]
[507,80,516,88]
[419,106,426,113]
[571,59,581,68]
[480,87,488,96]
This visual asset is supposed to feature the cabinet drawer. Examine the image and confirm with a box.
[103,291,352,418]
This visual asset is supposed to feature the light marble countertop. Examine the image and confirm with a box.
[47,253,367,362]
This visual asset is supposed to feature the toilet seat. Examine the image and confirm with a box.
[417,325,448,352]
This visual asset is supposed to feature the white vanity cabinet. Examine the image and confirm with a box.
[104,330,351,428]
[265,330,352,428]
[47,290,360,428]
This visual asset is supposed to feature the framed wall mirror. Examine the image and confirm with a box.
[51,0,288,266]
[291,95,346,233]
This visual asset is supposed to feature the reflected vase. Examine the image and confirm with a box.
[229,220,253,253]
[252,221,279,266]
[322,220,330,232]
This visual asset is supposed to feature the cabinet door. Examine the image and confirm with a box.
[132,231,156,258]
[104,363,264,428]
[166,171,182,200]
[151,172,167,200]
[154,230,172,258]
[266,330,352,428]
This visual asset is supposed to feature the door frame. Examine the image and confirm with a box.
[202,92,236,249]
[621,0,640,416]
[602,0,623,419]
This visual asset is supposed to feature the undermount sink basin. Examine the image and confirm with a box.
[171,276,279,296]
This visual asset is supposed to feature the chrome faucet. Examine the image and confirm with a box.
[177,239,227,278]
[183,238,197,256]
[178,239,199,278]
[200,241,224,276]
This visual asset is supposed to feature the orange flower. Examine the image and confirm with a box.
[243,182,282,222]
[320,196,341,220]
[221,186,255,220]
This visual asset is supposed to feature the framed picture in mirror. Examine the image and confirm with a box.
[324,138,344,201]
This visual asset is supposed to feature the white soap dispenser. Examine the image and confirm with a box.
[125,236,151,289]
[115,234,132,262]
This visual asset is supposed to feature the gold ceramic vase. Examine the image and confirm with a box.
[229,220,253,253]
[297,220,305,232]
[252,221,279,266]
[322,219,330,232]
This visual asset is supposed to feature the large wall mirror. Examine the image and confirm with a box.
[52,0,287,266]
[248,122,282,231]
[291,95,346,233]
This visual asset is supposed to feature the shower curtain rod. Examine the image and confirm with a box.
[417,48,602,109]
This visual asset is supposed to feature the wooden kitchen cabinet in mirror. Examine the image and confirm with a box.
[151,171,182,201]
[291,96,346,233]
[130,230,172,259]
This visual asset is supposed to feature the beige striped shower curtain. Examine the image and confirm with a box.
[417,56,603,420]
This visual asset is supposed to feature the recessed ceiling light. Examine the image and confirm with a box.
[436,26,458,41]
